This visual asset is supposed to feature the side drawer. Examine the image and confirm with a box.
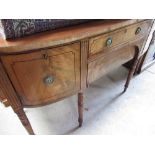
[1,43,81,106]
[89,20,152,56]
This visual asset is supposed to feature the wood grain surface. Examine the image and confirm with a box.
[0,20,147,54]
[1,43,81,106]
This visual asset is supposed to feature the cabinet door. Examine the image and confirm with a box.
[1,43,81,107]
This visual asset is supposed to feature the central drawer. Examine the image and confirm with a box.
[89,20,152,56]
[1,43,81,106]
[87,45,136,84]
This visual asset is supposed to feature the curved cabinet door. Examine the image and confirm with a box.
[1,43,81,107]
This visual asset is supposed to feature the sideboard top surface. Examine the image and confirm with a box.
[0,19,146,54]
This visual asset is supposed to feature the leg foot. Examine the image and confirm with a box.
[78,92,84,127]
[124,49,139,92]
[15,108,35,135]
[123,85,128,93]
[78,118,83,127]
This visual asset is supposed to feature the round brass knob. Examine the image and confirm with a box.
[43,75,54,85]
[106,38,112,46]
[135,27,141,35]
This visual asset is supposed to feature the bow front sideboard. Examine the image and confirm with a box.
[0,19,153,134]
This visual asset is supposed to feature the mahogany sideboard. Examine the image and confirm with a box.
[0,19,153,134]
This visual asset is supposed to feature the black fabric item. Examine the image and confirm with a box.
[0,19,93,39]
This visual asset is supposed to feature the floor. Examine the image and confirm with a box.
[0,64,155,135]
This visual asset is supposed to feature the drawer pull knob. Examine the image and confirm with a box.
[135,27,141,35]
[43,76,54,85]
[106,38,112,46]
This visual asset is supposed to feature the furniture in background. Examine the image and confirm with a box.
[0,19,153,134]
[136,20,155,73]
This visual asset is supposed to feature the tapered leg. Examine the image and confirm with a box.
[78,92,84,127]
[15,108,35,135]
[124,50,139,92]
[0,61,34,135]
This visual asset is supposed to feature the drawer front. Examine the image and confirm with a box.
[88,45,136,84]
[89,20,152,56]
[1,43,81,106]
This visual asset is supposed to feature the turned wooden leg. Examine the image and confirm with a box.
[78,92,84,127]
[124,50,139,92]
[15,108,35,135]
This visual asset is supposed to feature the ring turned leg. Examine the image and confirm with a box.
[124,50,139,92]
[15,108,35,135]
[78,92,84,127]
